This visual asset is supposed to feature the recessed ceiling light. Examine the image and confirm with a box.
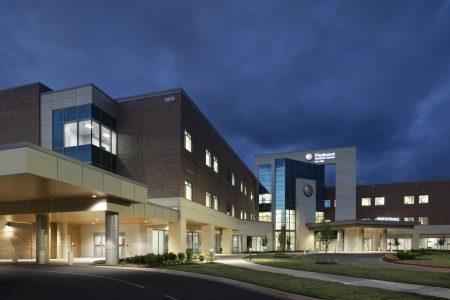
[91,222,95,225]
[144,220,148,223]
[92,195,97,198]
[95,218,99,221]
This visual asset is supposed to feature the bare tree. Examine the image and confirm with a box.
[317,222,334,254]
[278,225,287,253]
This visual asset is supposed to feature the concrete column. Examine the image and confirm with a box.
[57,223,69,259]
[412,232,420,249]
[381,229,388,251]
[222,228,233,254]
[36,214,49,264]
[337,230,343,252]
[168,218,186,254]
[359,228,364,252]
[200,224,215,254]
[147,227,154,254]
[105,211,119,265]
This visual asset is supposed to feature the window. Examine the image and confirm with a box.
[184,181,192,200]
[231,205,235,217]
[111,132,117,155]
[404,196,414,205]
[205,150,211,167]
[240,211,244,219]
[315,212,324,223]
[205,192,212,208]
[250,192,254,201]
[419,195,429,204]
[244,185,247,195]
[324,200,332,208]
[404,217,414,222]
[418,217,429,225]
[244,212,247,220]
[231,173,235,186]
[361,198,371,206]
[213,196,218,210]
[240,182,244,193]
[101,125,111,152]
[64,122,78,147]
[213,157,219,173]
[259,212,272,222]
[92,121,100,147]
[259,193,272,204]
[184,130,192,152]
[375,197,385,206]
[78,120,92,145]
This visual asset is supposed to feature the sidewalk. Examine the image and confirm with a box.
[216,254,450,299]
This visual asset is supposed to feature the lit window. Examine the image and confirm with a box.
[205,192,212,208]
[184,130,192,152]
[240,211,244,219]
[78,120,92,145]
[213,157,219,173]
[315,212,324,223]
[375,197,385,206]
[213,196,218,210]
[184,181,192,200]
[101,125,111,152]
[404,196,414,205]
[64,122,78,147]
[250,192,254,201]
[419,195,429,204]
[361,198,371,206]
[244,185,247,195]
[244,212,247,220]
[240,182,244,193]
[231,205,235,217]
[111,131,117,155]
[404,217,414,222]
[92,121,100,147]
[418,217,429,225]
[259,193,272,204]
[231,173,235,186]
[324,200,331,208]
[259,212,272,222]
[205,150,211,167]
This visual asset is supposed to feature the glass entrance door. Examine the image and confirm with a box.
[215,234,222,253]
[118,234,126,258]
[94,233,105,257]
[364,238,372,251]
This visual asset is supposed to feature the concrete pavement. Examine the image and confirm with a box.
[216,254,450,299]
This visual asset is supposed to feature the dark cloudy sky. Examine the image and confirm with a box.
[1,0,450,184]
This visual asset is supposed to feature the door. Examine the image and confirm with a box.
[364,238,372,251]
[94,233,105,257]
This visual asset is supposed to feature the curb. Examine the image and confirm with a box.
[381,257,450,269]
[97,265,318,300]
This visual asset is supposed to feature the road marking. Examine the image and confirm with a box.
[0,267,145,289]
[163,295,178,300]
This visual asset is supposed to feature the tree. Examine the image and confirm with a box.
[278,225,287,253]
[393,238,401,251]
[260,235,268,252]
[316,222,334,254]
[437,236,446,250]
[286,236,292,251]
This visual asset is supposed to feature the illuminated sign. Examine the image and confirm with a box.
[303,184,313,197]
[314,152,335,163]
[305,153,313,161]
[375,217,400,222]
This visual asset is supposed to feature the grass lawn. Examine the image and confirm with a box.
[248,254,450,288]
[404,253,450,267]
[166,263,441,300]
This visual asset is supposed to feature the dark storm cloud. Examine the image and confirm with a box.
[1,0,450,183]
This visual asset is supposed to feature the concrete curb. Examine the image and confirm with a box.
[382,257,450,269]
[97,265,318,300]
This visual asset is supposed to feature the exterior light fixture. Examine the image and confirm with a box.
[249,247,253,261]
[92,195,97,198]
[209,248,214,263]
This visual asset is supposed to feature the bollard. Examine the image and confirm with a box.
[68,250,74,266]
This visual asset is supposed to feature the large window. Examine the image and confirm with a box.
[404,196,414,205]
[375,197,385,206]
[361,198,371,206]
[418,217,429,225]
[184,181,192,200]
[213,157,219,173]
[213,195,218,210]
[184,130,192,152]
[324,200,332,208]
[205,150,211,167]
[78,120,92,146]
[205,192,212,208]
[259,212,272,222]
[404,217,414,222]
[316,212,324,223]
[101,125,111,152]
[259,193,272,204]
[419,195,429,204]
[64,122,77,147]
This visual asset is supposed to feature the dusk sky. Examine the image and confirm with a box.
[1,0,450,184]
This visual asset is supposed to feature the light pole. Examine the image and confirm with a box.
[249,248,252,261]
[209,248,214,263]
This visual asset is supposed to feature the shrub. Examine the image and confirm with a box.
[144,253,156,265]
[396,250,416,260]
[168,252,178,261]
[199,253,205,262]
[177,252,185,262]
[186,249,193,263]
[131,255,145,264]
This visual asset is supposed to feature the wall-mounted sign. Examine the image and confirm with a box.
[305,153,313,161]
[303,184,313,197]
[375,217,400,222]
[164,96,175,102]
[314,152,336,163]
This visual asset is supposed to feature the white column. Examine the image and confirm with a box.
[381,229,388,251]
[222,228,233,254]
[412,231,420,249]
[146,227,154,254]
[168,218,186,254]
[359,228,365,252]
[105,211,119,265]
[57,222,69,259]
[36,214,49,264]
[201,224,215,254]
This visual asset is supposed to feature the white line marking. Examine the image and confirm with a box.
[163,295,178,300]
[0,267,145,289]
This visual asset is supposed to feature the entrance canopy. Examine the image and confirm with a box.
[306,219,418,230]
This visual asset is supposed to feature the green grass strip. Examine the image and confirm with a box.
[166,263,442,300]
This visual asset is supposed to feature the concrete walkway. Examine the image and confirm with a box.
[216,254,450,299]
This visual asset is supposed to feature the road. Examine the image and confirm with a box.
[0,264,279,300]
